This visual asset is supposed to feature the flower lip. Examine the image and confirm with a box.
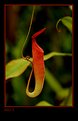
[32,28,46,39]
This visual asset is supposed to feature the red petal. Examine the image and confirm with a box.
[26,28,46,97]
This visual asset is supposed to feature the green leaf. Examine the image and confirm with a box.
[6,58,31,80]
[56,16,72,33]
[36,101,53,106]
[6,52,72,80]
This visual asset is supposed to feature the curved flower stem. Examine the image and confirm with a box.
[21,6,36,58]
[44,52,72,61]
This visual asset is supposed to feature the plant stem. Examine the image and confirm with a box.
[21,6,36,58]
[44,52,72,61]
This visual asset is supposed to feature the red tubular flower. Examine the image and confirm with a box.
[26,28,46,97]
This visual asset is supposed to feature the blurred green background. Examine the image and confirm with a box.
[6,5,72,106]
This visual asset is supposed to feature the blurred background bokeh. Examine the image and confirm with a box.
[6,5,72,106]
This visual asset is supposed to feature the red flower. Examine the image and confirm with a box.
[26,28,46,97]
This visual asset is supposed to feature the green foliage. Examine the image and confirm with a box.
[11,77,27,105]
[45,68,69,99]
[6,59,31,80]
[56,16,72,33]
[36,101,53,106]
[66,91,72,106]
[60,88,72,106]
